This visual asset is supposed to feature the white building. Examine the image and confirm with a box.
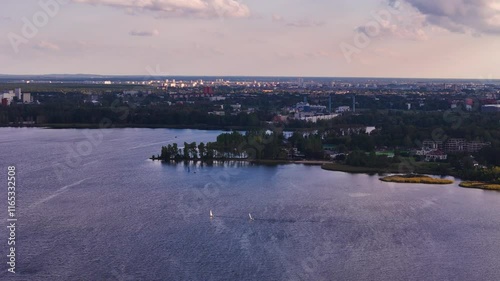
[1,91,15,105]
[415,148,448,162]
[300,114,339,123]
[209,96,226,102]
[335,106,350,113]
[425,150,448,161]
[15,88,22,99]
[22,93,32,103]
[1,88,31,104]
[209,111,225,116]
[230,104,241,110]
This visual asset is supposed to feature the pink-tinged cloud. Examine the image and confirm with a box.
[286,19,325,28]
[72,0,250,18]
[271,14,284,22]
[129,29,160,36]
[34,41,61,51]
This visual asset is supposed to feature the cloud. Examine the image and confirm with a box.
[272,14,284,22]
[129,29,159,36]
[286,19,325,28]
[270,14,325,28]
[72,0,250,18]
[34,41,61,51]
[355,17,429,41]
[401,0,500,35]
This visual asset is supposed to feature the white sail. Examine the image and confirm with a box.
[210,210,214,218]
[249,213,254,220]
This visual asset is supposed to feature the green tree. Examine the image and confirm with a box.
[198,142,206,159]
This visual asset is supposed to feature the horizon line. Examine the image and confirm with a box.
[0,73,499,81]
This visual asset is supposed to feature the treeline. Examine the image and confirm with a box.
[448,148,500,182]
[459,168,500,183]
[344,151,400,168]
[0,103,269,128]
[155,131,327,161]
[314,110,500,150]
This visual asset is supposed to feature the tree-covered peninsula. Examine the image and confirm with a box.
[152,130,326,162]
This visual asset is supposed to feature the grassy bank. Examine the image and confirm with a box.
[321,162,454,176]
[380,175,454,184]
[459,181,500,191]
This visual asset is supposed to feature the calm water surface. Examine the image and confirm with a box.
[1,128,500,281]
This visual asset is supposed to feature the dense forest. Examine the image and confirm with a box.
[154,131,325,161]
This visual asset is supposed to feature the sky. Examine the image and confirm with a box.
[1,0,500,79]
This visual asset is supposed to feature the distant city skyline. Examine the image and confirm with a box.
[1,0,500,79]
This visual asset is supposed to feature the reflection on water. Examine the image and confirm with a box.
[1,128,500,281]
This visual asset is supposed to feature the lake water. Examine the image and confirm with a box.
[1,128,500,281]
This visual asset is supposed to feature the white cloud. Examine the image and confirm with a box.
[72,0,250,18]
[129,29,160,36]
[271,14,284,22]
[34,41,61,51]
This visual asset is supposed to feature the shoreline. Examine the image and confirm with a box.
[151,158,330,166]
[321,162,458,177]
[0,124,318,132]
[380,175,454,185]
[0,124,260,131]
[322,163,500,190]
[459,181,500,191]
[321,163,395,174]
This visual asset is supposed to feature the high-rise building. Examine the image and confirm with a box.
[298,78,304,88]
[22,93,32,103]
[14,88,22,99]
[203,86,214,95]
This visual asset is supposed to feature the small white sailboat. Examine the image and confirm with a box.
[210,210,214,218]
[249,213,254,221]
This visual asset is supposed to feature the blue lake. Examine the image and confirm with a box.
[1,128,500,280]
